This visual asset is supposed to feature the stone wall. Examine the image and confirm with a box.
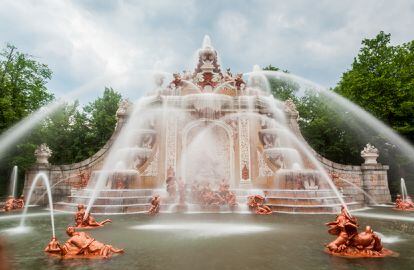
[24,97,392,206]
[285,99,391,204]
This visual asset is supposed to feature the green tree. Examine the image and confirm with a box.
[334,31,414,194]
[0,44,54,196]
[335,31,414,142]
[83,87,121,156]
[0,44,54,132]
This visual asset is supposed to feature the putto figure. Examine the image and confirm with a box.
[247,195,272,215]
[325,207,395,258]
[74,204,112,228]
[45,227,124,259]
[148,195,161,215]
[394,194,414,211]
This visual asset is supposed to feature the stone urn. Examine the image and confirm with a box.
[361,143,379,164]
[34,143,52,164]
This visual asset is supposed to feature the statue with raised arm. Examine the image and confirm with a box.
[74,204,111,228]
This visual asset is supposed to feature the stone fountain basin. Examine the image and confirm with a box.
[1,207,414,269]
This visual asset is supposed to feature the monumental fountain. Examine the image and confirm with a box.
[22,36,392,216]
[1,36,413,268]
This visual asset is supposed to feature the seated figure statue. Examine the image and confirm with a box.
[325,207,394,258]
[45,227,124,259]
[247,195,272,215]
[74,204,111,228]
[148,195,161,215]
[394,194,414,211]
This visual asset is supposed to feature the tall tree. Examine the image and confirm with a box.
[335,31,414,142]
[0,44,53,132]
[0,44,54,196]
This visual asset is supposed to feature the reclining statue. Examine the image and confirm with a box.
[45,227,124,259]
[247,195,272,215]
[394,194,414,211]
[74,204,112,228]
[325,206,394,258]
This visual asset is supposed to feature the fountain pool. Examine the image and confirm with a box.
[1,207,414,270]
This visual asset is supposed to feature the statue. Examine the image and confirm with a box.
[34,143,52,164]
[3,196,15,212]
[148,195,161,215]
[242,164,249,181]
[234,73,246,91]
[360,143,379,164]
[15,195,25,209]
[79,172,90,188]
[74,204,111,228]
[44,236,62,255]
[3,195,24,212]
[247,195,272,215]
[325,207,395,258]
[394,194,414,211]
[169,73,183,91]
[45,227,124,259]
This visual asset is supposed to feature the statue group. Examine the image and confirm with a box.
[45,206,123,259]
[325,207,394,258]
[394,194,414,211]
[3,195,24,212]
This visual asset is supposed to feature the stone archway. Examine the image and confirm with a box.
[180,119,236,186]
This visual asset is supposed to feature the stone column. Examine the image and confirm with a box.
[360,144,391,204]
[23,143,53,205]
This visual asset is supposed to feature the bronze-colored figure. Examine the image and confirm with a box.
[148,195,161,215]
[45,227,124,259]
[394,194,414,211]
[247,195,272,215]
[74,204,111,228]
[325,207,395,258]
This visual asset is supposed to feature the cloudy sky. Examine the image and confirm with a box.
[1,0,413,102]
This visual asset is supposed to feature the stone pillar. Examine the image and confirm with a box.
[360,144,391,204]
[23,143,53,205]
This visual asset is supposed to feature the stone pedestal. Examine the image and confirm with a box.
[361,164,391,204]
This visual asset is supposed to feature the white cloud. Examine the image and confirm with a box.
[0,0,413,100]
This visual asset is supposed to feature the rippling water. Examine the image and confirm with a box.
[1,207,414,270]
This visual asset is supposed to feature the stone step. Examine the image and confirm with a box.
[269,202,362,214]
[66,196,151,205]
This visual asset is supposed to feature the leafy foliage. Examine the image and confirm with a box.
[0,44,122,196]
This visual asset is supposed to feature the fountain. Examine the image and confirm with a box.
[12,35,390,216]
[18,172,55,237]
[1,35,412,269]
[2,166,26,212]
[394,178,414,211]
[9,165,18,198]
